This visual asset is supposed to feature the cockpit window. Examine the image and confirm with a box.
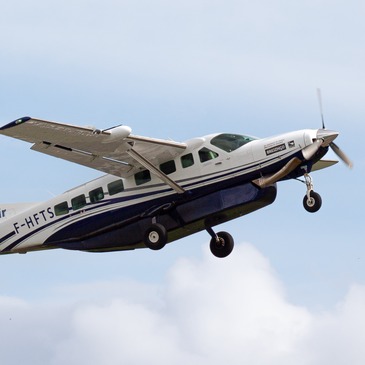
[210,133,256,152]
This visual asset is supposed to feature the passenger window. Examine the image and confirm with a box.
[160,160,176,175]
[54,201,69,216]
[71,194,86,210]
[89,187,104,203]
[181,153,194,168]
[199,147,219,162]
[108,180,124,196]
[135,170,151,185]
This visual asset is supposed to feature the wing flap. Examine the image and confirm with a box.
[31,142,135,177]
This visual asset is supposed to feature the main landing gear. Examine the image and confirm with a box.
[302,173,322,213]
[144,223,168,250]
[142,221,235,258]
[206,227,234,258]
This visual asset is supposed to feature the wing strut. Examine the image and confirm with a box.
[127,148,186,194]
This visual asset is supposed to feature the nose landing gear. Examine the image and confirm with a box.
[302,173,322,213]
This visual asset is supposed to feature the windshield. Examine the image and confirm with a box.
[210,133,256,152]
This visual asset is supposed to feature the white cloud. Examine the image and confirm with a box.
[0,243,364,365]
[304,284,365,365]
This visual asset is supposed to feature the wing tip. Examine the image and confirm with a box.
[1,116,31,131]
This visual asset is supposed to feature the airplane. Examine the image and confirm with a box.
[0,112,352,258]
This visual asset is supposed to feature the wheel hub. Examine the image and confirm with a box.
[148,231,159,243]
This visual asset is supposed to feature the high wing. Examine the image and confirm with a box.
[0,117,187,193]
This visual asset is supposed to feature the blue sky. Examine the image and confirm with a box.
[0,1,364,364]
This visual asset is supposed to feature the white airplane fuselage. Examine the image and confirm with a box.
[0,128,333,255]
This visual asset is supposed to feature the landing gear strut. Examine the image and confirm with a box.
[206,227,234,258]
[302,173,322,213]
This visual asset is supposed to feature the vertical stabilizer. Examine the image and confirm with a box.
[0,203,39,221]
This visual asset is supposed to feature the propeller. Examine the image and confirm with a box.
[317,88,326,129]
[329,141,353,168]
[316,88,353,168]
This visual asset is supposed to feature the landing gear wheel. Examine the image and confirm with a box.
[303,191,322,213]
[144,223,167,250]
[210,231,234,258]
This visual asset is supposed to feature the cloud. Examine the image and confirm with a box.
[0,243,364,365]
[304,284,365,365]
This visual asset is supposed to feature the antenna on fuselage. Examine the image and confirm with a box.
[317,88,326,129]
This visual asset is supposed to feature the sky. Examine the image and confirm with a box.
[0,0,364,364]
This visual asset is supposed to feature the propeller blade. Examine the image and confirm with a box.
[330,142,353,168]
[302,139,323,160]
[317,88,326,129]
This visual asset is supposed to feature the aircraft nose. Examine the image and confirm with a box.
[316,129,339,146]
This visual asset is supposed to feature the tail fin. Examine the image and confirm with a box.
[0,202,39,221]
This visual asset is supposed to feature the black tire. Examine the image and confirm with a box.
[210,231,234,258]
[144,223,167,250]
[303,191,322,213]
